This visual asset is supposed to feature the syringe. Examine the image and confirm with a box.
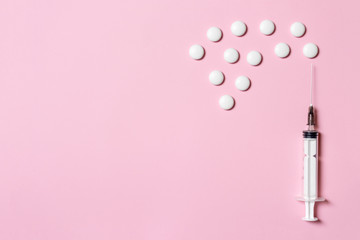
[297,64,325,221]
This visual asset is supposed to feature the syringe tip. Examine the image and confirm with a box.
[307,105,315,128]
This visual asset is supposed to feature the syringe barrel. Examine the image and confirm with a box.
[302,131,319,200]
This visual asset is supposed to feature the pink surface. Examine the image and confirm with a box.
[0,0,360,239]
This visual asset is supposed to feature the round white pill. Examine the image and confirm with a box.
[224,48,239,63]
[247,51,262,66]
[219,95,235,110]
[291,22,306,37]
[189,44,205,60]
[303,43,319,58]
[260,20,275,35]
[209,71,224,85]
[235,76,251,91]
[207,27,222,42]
[274,43,290,58]
[231,21,247,36]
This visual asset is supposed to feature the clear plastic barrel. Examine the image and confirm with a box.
[297,131,324,221]
[303,136,318,200]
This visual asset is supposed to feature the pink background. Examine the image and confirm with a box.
[0,0,360,239]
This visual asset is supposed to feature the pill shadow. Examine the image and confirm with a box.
[234,23,248,37]
[229,55,240,64]
[194,48,206,61]
[294,25,307,38]
[312,120,329,224]
[216,74,225,86]
[246,78,252,90]
[250,54,263,66]
[266,23,276,36]
[312,47,320,58]
[282,47,292,59]
[237,77,252,91]
[225,98,236,111]
[213,29,223,42]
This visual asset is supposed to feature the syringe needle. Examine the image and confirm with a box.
[310,63,313,106]
[307,64,315,129]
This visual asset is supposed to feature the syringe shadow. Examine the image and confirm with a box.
[313,129,330,224]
